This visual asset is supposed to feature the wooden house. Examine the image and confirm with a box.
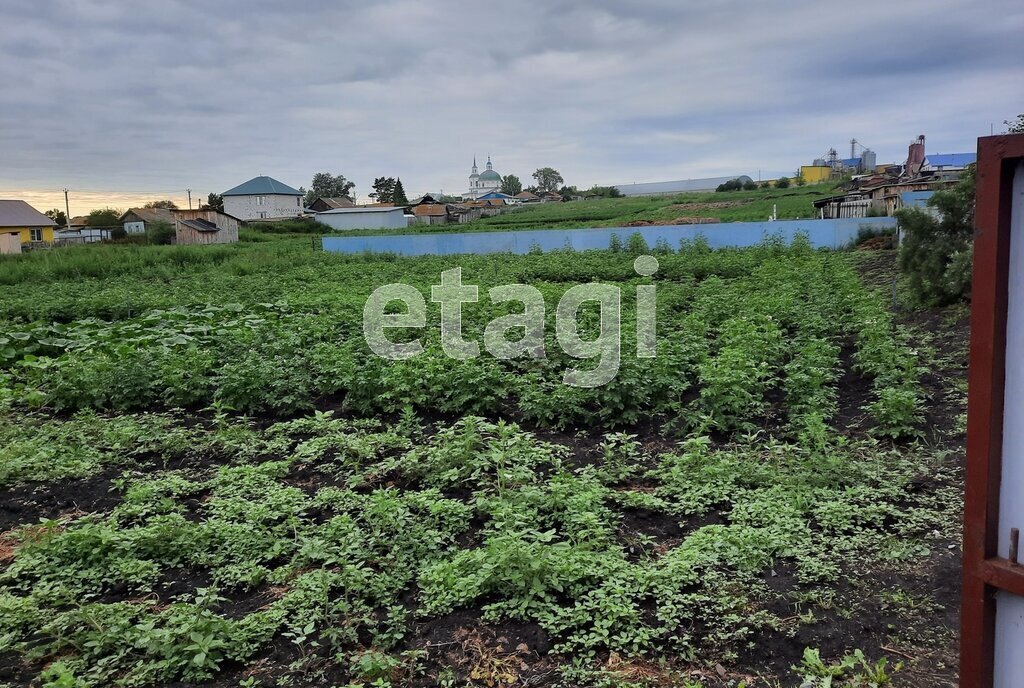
[174,209,240,245]
[307,196,355,212]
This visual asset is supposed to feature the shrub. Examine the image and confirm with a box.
[146,220,175,245]
[775,177,791,189]
[895,166,975,306]
[715,178,744,192]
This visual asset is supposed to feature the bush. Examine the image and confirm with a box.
[715,178,745,192]
[896,166,975,306]
[775,177,791,189]
[146,220,175,245]
[248,218,321,234]
[742,180,758,191]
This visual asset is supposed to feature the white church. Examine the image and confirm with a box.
[464,156,502,200]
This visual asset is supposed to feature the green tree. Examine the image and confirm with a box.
[500,174,523,196]
[896,165,976,306]
[304,172,355,206]
[44,209,67,227]
[143,200,178,209]
[532,167,564,193]
[86,208,121,227]
[392,178,409,205]
[742,179,758,191]
[146,219,175,245]
[201,193,224,212]
[775,176,791,189]
[585,185,622,198]
[369,177,397,203]
[1006,114,1024,134]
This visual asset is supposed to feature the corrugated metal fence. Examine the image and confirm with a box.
[321,216,897,257]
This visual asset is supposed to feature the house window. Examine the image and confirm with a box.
[296,197,300,207]
[259,212,267,219]
[256,196,266,206]
[30,228,42,241]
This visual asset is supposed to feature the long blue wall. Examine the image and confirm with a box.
[321,216,896,256]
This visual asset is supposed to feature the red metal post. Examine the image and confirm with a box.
[961,134,1024,687]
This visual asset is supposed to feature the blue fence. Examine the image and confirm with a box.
[321,216,897,256]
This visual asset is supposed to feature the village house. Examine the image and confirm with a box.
[306,196,355,212]
[174,209,240,245]
[411,203,449,225]
[222,176,304,220]
[513,191,540,203]
[920,152,977,174]
[0,200,56,250]
[476,191,516,204]
[120,207,176,234]
[313,206,409,231]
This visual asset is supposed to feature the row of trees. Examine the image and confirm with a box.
[368,177,408,205]
[298,166,586,205]
[299,172,411,205]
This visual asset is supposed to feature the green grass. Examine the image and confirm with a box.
[334,183,838,237]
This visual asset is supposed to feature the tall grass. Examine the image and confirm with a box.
[0,240,318,285]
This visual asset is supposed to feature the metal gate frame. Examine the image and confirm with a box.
[961,134,1024,685]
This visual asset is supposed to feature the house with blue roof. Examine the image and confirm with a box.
[476,191,516,203]
[921,153,976,173]
[222,175,304,221]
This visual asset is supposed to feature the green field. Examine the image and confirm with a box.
[333,184,840,237]
[0,239,963,687]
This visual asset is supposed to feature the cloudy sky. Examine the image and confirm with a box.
[1,0,1021,215]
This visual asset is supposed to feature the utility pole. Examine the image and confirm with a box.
[63,188,71,232]
[186,189,193,210]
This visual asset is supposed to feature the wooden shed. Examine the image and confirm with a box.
[0,231,22,255]
[174,209,240,245]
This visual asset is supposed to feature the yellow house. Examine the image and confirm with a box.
[799,165,833,185]
[0,200,57,244]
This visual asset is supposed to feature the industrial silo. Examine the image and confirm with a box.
[860,149,876,172]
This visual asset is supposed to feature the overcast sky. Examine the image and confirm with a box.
[1,0,1021,214]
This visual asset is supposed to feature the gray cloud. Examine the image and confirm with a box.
[1,0,1021,209]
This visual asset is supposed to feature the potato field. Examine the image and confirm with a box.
[0,237,965,687]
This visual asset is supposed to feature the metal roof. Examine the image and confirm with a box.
[315,206,406,215]
[614,175,753,196]
[121,207,176,224]
[923,153,976,168]
[179,218,221,232]
[0,200,56,227]
[222,176,303,197]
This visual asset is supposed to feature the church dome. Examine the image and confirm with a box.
[479,169,501,181]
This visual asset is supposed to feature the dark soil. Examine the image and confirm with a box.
[0,472,120,532]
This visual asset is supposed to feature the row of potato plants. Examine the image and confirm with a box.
[0,244,921,438]
[0,413,943,685]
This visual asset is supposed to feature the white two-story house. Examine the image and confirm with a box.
[222,176,304,220]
